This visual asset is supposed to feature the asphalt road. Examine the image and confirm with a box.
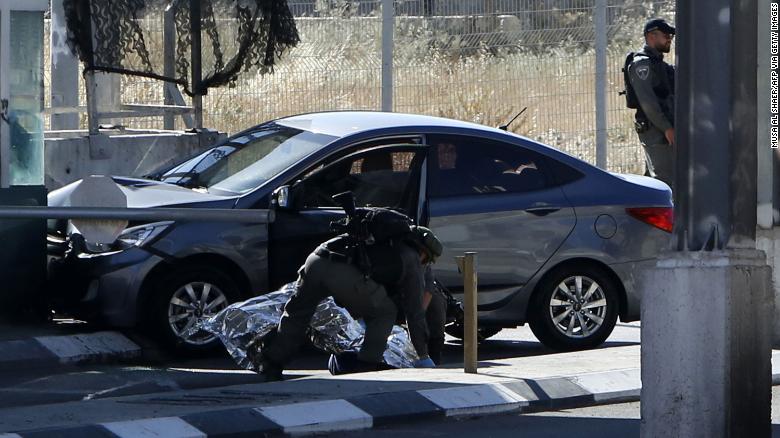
[330,400,643,438]
[327,385,780,438]
[0,322,641,409]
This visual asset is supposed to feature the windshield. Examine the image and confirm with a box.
[158,123,337,194]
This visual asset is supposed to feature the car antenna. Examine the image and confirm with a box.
[498,107,528,131]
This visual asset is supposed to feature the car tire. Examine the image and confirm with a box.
[150,265,238,353]
[528,264,619,351]
[444,323,502,342]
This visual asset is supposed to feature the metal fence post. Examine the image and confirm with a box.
[85,72,100,135]
[594,0,607,169]
[164,5,176,130]
[457,252,478,374]
[381,0,394,112]
[50,0,80,131]
[190,0,203,129]
[79,0,101,136]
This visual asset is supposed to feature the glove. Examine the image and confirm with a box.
[413,357,436,368]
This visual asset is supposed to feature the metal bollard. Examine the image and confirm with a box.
[456,252,478,374]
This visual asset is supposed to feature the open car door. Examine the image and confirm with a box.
[268,144,429,289]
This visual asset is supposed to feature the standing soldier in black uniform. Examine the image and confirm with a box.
[626,18,676,189]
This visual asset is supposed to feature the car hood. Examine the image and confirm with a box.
[48,176,238,209]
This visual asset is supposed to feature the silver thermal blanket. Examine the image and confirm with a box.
[199,283,419,371]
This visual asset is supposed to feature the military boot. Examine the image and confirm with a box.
[259,359,284,382]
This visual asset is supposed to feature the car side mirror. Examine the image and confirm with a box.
[271,185,292,210]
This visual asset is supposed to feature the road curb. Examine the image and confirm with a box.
[0,331,141,372]
[7,353,780,436]
[5,369,645,437]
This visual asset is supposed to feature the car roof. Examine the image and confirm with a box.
[276,111,504,138]
[273,110,600,179]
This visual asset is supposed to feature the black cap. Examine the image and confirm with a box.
[644,18,675,35]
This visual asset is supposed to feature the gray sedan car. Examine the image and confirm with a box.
[47,111,673,352]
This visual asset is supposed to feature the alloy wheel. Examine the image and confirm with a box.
[167,281,229,345]
[547,275,608,339]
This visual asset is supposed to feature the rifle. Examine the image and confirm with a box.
[331,191,372,277]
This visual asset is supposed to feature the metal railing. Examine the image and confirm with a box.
[0,206,273,223]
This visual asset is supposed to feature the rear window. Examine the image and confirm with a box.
[427,135,558,197]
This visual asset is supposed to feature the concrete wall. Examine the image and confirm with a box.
[757,228,780,346]
[44,130,225,190]
[641,250,773,437]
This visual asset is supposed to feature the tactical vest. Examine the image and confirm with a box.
[322,235,405,287]
[622,51,675,122]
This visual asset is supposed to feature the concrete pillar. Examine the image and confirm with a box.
[757,0,780,346]
[641,0,771,436]
[50,0,80,130]
[85,71,100,135]
[756,229,780,344]
[641,250,772,437]
[95,73,122,126]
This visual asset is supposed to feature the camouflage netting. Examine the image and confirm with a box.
[62,0,300,95]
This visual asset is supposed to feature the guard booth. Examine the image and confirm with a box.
[0,1,49,320]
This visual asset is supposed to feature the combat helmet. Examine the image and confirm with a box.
[409,226,443,263]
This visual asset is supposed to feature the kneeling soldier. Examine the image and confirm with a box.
[261,224,442,381]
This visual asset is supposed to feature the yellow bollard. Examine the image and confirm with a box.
[457,252,478,374]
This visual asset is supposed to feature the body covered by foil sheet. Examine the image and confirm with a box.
[200,283,419,372]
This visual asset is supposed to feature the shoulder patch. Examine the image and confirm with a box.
[636,65,650,80]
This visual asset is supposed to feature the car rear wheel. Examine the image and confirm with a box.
[151,266,237,353]
[529,265,619,351]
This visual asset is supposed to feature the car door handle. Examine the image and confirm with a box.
[524,206,561,216]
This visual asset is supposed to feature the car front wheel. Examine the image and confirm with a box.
[151,266,237,353]
[529,265,619,351]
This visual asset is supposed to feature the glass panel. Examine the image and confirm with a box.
[8,11,44,186]
[158,124,336,194]
[301,148,422,209]
[427,135,552,197]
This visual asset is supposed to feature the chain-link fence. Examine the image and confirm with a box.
[44,0,675,174]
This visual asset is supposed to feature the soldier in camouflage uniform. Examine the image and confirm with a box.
[261,226,443,380]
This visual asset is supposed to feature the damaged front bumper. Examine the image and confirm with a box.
[46,232,162,326]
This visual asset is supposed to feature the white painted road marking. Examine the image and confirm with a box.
[569,368,641,401]
[418,383,528,416]
[35,331,140,363]
[101,417,206,438]
[257,399,372,434]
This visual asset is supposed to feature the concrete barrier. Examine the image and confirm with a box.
[44,129,225,190]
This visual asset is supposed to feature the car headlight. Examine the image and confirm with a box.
[77,221,173,253]
[116,221,174,248]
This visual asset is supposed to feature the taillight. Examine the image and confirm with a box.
[626,207,674,233]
